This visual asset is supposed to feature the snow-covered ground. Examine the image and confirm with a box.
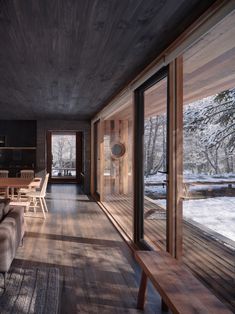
[183,197,235,242]
[145,172,235,195]
[145,173,235,243]
[153,197,235,243]
[145,172,235,183]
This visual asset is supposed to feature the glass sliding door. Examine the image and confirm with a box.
[51,132,76,178]
[182,11,235,308]
[93,120,100,198]
[47,131,82,183]
[135,68,169,250]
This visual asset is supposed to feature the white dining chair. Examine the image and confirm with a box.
[20,170,34,179]
[26,173,49,219]
[0,170,9,198]
[16,170,35,200]
[0,170,9,178]
[18,177,42,200]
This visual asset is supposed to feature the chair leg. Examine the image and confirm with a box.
[39,198,46,219]
[33,197,37,212]
[42,197,48,212]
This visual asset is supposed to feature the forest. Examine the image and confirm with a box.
[144,88,235,177]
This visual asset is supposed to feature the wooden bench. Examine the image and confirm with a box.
[135,250,232,314]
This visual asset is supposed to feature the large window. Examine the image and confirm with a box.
[183,11,235,306]
[102,97,134,239]
[92,8,234,310]
[143,75,168,250]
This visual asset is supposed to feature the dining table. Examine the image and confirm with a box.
[0,177,33,199]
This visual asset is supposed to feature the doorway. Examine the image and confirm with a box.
[47,131,82,183]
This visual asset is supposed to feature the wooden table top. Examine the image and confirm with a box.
[0,177,33,188]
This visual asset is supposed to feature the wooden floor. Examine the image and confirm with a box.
[103,194,235,313]
[10,185,163,314]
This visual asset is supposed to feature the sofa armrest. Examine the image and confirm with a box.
[0,206,24,273]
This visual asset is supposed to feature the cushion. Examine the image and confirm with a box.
[0,207,3,221]
[0,198,11,221]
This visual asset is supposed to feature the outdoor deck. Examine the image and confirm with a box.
[103,194,235,312]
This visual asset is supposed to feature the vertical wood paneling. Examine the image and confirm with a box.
[121,120,129,194]
[168,57,183,258]
[175,56,183,259]
[46,131,52,178]
[99,119,105,201]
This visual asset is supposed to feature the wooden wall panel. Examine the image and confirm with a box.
[168,57,183,258]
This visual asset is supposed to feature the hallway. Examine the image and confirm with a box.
[13,184,161,313]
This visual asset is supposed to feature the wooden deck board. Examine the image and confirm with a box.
[102,193,235,312]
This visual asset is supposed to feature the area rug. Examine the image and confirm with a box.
[0,267,60,314]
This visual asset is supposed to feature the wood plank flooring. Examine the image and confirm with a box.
[10,185,162,314]
[103,194,235,312]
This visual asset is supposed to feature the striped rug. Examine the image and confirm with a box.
[0,267,60,314]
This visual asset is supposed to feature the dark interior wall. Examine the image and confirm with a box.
[0,120,37,176]
[37,120,90,194]
[0,120,36,147]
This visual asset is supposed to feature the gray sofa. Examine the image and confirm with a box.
[0,199,25,288]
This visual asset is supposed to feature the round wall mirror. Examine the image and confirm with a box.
[111,142,126,158]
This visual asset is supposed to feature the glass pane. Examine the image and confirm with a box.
[94,121,100,194]
[183,11,235,308]
[102,98,134,240]
[51,133,76,178]
[144,77,168,250]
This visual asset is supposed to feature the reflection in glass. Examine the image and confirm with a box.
[102,99,134,240]
[144,77,168,250]
[182,11,235,307]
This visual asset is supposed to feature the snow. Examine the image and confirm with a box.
[145,172,235,183]
[145,185,166,195]
[145,173,166,182]
[183,197,235,242]
[188,184,232,192]
[153,197,235,243]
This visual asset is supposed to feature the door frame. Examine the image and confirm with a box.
[46,131,83,183]
[93,119,100,200]
[134,66,169,249]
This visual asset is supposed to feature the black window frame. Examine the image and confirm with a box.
[133,66,169,249]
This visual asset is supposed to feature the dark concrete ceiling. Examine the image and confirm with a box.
[0,0,216,120]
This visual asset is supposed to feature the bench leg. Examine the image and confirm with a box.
[161,300,169,312]
[137,271,148,310]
